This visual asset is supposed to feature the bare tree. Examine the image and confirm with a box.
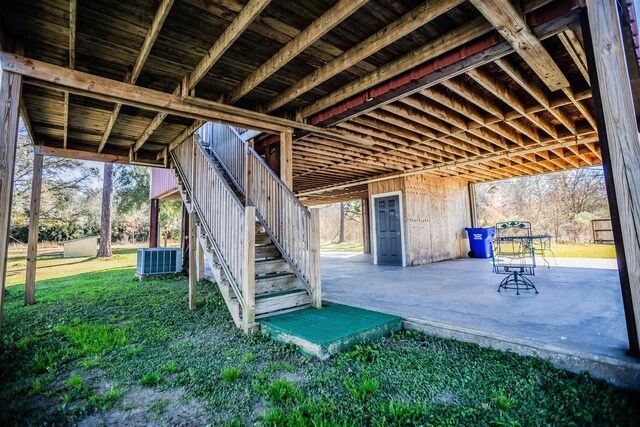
[476,168,609,243]
[97,163,114,257]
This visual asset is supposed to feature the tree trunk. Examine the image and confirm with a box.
[97,163,114,257]
[338,202,345,243]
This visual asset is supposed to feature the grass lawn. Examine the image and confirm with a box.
[321,242,365,253]
[549,243,616,259]
[321,242,617,259]
[4,245,144,287]
[1,249,637,425]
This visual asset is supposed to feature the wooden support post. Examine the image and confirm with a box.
[468,183,478,228]
[149,198,159,248]
[188,135,198,310]
[280,131,293,189]
[584,1,640,357]
[24,153,43,305]
[245,138,254,204]
[309,207,322,308]
[188,209,197,311]
[244,143,251,205]
[242,206,256,332]
[181,203,189,271]
[0,69,22,335]
[361,198,371,254]
[196,238,205,282]
[268,145,280,175]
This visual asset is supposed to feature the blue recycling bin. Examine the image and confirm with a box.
[465,227,496,258]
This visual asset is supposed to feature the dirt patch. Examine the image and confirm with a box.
[436,391,460,405]
[279,371,309,387]
[78,386,208,427]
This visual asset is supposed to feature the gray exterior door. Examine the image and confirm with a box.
[375,195,402,265]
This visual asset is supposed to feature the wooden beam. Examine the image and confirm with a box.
[99,0,174,153]
[467,67,558,139]
[2,52,383,152]
[33,145,162,166]
[133,112,169,152]
[469,0,570,91]
[303,4,582,129]
[559,29,590,85]
[259,0,463,113]
[586,0,640,356]
[0,69,22,335]
[226,0,368,105]
[24,152,43,305]
[442,77,505,119]
[495,58,576,133]
[280,131,293,189]
[134,0,270,151]
[63,0,77,150]
[131,0,175,83]
[191,0,271,87]
[301,17,493,117]
[68,0,77,69]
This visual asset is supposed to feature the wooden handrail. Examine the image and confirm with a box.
[170,137,250,308]
[193,122,319,301]
[199,123,246,196]
[247,148,312,293]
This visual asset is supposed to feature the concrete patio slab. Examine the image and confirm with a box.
[321,253,640,388]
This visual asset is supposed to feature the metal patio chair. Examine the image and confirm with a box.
[492,221,538,295]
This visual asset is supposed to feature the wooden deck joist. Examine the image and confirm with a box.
[98,0,175,153]
[0,52,386,156]
[306,1,582,128]
[133,0,272,152]
[296,135,599,196]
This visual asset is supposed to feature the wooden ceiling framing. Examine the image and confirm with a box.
[0,0,602,203]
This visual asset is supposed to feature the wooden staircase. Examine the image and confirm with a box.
[169,125,319,332]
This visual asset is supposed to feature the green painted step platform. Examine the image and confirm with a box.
[260,304,402,359]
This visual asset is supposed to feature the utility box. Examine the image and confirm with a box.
[136,248,182,279]
[62,236,98,258]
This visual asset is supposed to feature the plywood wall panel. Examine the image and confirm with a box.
[403,174,470,265]
[369,174,470,266]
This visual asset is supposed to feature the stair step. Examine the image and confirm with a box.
[255,272,298,294]
[255,232,271,245]
[255,258,288,276]
[255,243,280,260]
[255,289,310,316]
